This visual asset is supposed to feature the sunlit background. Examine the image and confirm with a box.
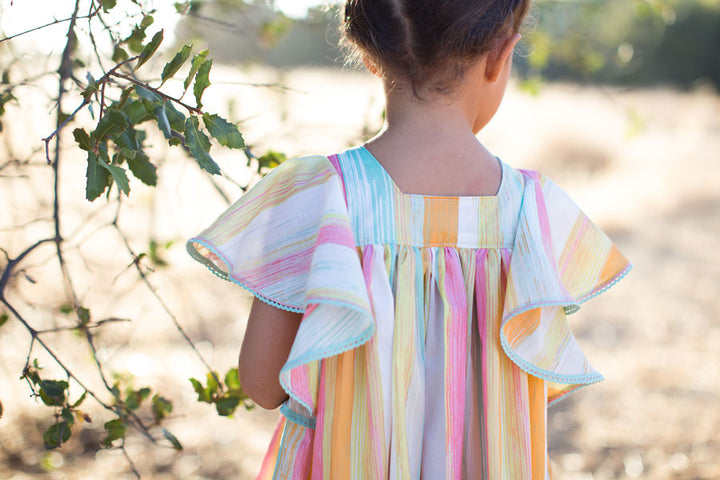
[1,0,719,479]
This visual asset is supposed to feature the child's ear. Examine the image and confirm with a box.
[485,33,522,82]
[363,55,381,78]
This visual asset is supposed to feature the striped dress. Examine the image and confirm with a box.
[187,145,631,479]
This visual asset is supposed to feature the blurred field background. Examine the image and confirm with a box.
[1,1,719,479]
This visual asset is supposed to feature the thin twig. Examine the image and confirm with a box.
[110,72,202,114]
[1,299,158,444]
[112,223,221,386]
[41,55,141,163]
[0,238,56,294]
[41,100,89,164]
[0,8,101,44]
[120,444,141,479]
[213,80,304,93]
[36,317,130,334]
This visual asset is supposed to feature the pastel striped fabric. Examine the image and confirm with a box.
[187,145,630,479]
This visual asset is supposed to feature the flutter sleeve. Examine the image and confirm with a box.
[501,170,631,404]
[187,156,374,423]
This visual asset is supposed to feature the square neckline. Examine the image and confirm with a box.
[359,145,507,200]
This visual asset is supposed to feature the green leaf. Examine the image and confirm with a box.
[140,14,154,29]
[193,58,212,108]
[161,44,192,86]
[39,380,68,406]
[76,306,90,326]
[98,157,131,197]
[116,126,141,151]
[43,422,71,449]
[112,46,129,63]
[125,387,151,411]
[206,372,220,395]
[102,418,127,446]
[127,152,157,186]
[183,49,209,92]
[121,100,153,125]
[189,378,212,403]
[134,85,162,103]
[162,428,183,450]
[148,239,167,267]
[81,74,99,102]
[164,101,186,131]
[22,364,41,385]
[91,109,128,141]
[99,0,117,12]
[202,113,244,149]
[184,116,219,174]
[71,391,87,408]
[72,128,92,151]
[0,313,8,329]
[258,150,287,171]
[152,394,173,421]
[224,368,240,391]
[0,91,17,116]
[61,408,75,427]
[124,26,146,54]
[135,30,164,72]
[86,151,111,201]
[215,395,240,417]
[153,103,172,139]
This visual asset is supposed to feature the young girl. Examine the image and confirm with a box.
[187,0,631,478]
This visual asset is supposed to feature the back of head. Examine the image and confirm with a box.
[343,0,531,96]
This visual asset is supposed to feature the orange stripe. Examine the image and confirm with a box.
[330,349,355,479]
[503,310,541,346]
[528,375,546,479]
[600,245,628,284]
[423,197,459,245]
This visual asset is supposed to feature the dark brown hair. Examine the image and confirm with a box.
[342,0,531,95]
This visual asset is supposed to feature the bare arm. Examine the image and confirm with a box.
[238,297,303,409]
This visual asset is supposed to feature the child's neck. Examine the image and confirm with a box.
[364,84,503,197]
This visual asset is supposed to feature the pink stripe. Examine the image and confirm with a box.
[317,223,354,247]
[361,246,386,478]
[474,249,489,477]
[558,217,589,275]
[238,247,313,283]
[290,365,313,411]
[443,247,468,479]
[531,177,554,260]
[327,154,347,204]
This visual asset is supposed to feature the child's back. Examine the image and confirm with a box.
[187,1,631,478]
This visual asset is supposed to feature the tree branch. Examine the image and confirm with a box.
[0,238,56,296]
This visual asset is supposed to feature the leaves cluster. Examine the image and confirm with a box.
[21,360,90,450]
[75,28,245,201]
[190,368,254,417]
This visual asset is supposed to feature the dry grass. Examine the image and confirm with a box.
[1,66,718,479]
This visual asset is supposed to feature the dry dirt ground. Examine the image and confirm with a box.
[1,67,719,479]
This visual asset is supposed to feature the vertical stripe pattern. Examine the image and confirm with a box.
[187,146,631,479]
